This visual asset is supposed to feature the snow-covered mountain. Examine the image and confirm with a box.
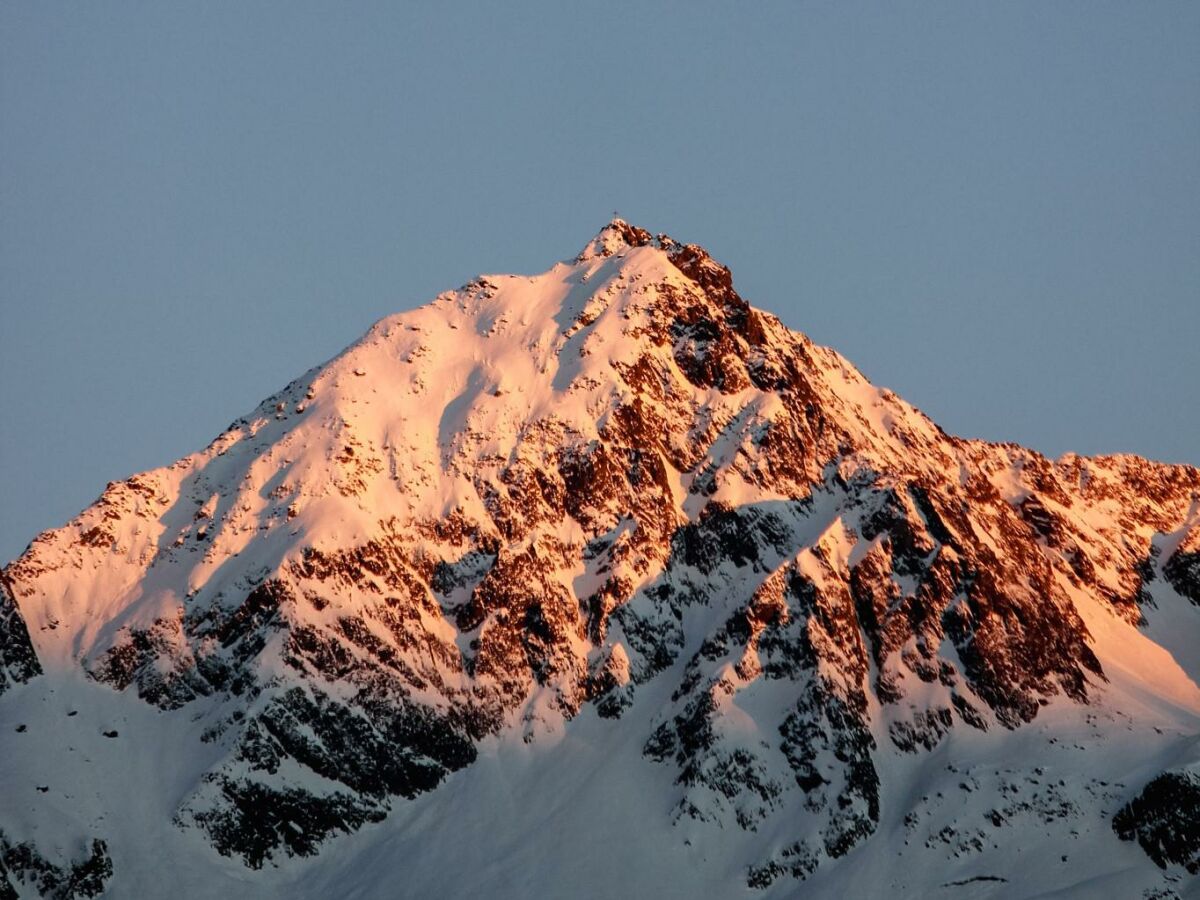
[2,220,1198,899]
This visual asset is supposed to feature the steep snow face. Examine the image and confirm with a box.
[2,220,1199,897]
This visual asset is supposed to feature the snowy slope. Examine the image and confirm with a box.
[1,221,1198,898]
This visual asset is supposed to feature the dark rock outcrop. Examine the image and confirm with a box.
[0,833,112,899]
[0,577,40,696]
[1113,770,1200,873]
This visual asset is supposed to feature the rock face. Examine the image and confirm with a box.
[0,577,40,696]
[0,834,112,900]
[1113,770,1200,873]
[1,220,1198,895]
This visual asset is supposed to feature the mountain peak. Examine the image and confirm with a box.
[572,219,738,305]
[575,217,655,261]
[2,222,1199,896]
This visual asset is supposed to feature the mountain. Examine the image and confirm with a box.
[2,220,1198,899]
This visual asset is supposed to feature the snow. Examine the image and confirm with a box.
[4,659,1195,898]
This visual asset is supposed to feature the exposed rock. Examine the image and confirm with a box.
[0,833,112,899]
[0,577,40,696]
[1113,770,1200,873]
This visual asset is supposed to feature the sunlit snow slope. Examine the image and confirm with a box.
[2,221,1198,899]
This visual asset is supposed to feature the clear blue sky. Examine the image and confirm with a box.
[2,2,1198,562]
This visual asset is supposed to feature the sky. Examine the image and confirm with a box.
[1,2,1197,562]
